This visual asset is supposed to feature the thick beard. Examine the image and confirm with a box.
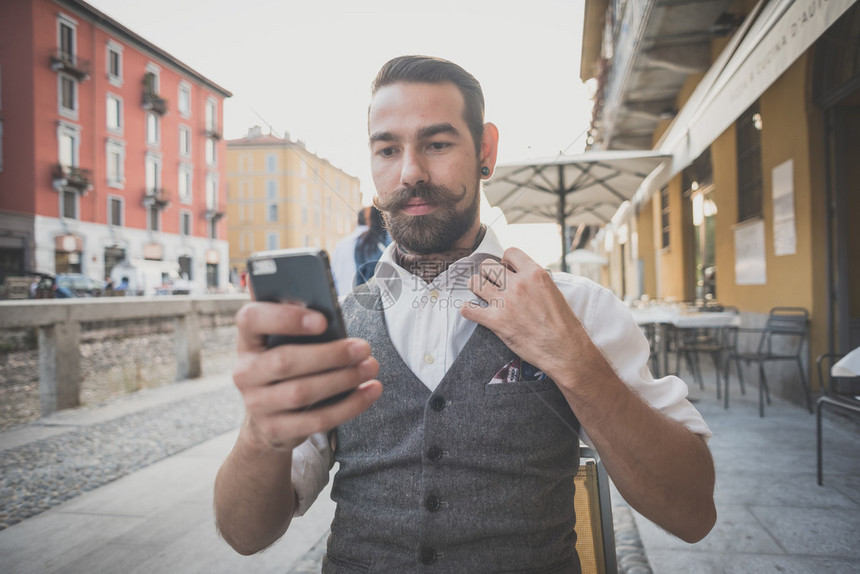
[375,180,480,255]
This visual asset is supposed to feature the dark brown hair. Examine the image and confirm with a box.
[371,55,485,155]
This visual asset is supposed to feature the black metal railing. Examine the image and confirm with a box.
[143,188,171,208]
[52,164,93,192]
[50,50,90,81]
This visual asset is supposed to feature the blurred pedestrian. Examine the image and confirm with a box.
[331,208,368,296]
[353,205,389,289]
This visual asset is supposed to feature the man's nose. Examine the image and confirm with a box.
[400,149,429,187]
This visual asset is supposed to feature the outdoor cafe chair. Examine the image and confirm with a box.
[575,446,617,574]
[722,307,812,417]
[672,306,740,399]
[815,352,860,485]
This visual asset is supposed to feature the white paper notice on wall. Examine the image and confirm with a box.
[772,159,797,256]
[735,219,766,285]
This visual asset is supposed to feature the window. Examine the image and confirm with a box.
[267,233,279,250]
[266,180,278,221]
[180,211,192,236]
[61,190,78,219]
[205,138,216,166]
[58,17,75,61]
[144,65,160,94]
[660,186,670,249]
[179,125,191,157]
[736,101,764,222]
[106,41,122,85]
[178,82,191,118]
[178,164,192,203]
[107,94,122,133]
[57,122,79,168]
[266,154,276,172]
[145,154,161,192]
[108,196,123,226]
[146,112,160,146]
[59,74,77,117]
[106,139,125,188]
[206,174,218,210]
[205,98,217,132]
[148,206,160,231]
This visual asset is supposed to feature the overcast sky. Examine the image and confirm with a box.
[85,0,594,265]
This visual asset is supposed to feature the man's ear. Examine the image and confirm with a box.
[480,122,500,179]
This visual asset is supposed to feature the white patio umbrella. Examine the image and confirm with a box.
[484,150,669,271]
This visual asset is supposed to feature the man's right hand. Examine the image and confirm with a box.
[233,301,383,452]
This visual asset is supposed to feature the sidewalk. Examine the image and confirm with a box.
[1,364,859,572]
[633,367,860,573]
[0,374,335,574]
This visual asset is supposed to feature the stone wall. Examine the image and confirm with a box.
[0,303,241,430]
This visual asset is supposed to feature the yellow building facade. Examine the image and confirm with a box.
[225,127,364,276]
[583,0,860,403]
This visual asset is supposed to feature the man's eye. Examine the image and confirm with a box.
[428,142,450,152]
[377,147,397,157]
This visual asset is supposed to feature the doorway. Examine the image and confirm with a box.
[815,3,860,354]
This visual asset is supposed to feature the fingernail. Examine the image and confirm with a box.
[302,313,325,331]
[349,340,369,361]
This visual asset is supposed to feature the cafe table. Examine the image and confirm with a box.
[630,307,742,378]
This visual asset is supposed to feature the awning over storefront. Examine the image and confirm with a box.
[634,0,859,205]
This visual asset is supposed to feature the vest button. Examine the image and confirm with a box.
[429,396,446,411]
[419,546,437,564]
[427,446,443,461]
[425,494,441,511]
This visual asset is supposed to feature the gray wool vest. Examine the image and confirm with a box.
[323,282,582,573]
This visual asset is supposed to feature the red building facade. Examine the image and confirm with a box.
[0,0,232,292]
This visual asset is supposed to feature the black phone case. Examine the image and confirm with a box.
[247,248,347,347]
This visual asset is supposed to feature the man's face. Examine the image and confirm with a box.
[369,82,482,254]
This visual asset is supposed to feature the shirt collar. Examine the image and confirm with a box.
[376,226,506,294]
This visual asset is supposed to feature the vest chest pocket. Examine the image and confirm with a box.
[484,377,559,396]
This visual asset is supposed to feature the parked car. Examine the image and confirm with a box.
[54,274,104,297]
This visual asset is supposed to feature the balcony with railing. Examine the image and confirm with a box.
[143,188,171,209]
[205,209,226,221]
[143,73,168,115]
[50,50,90,81]
[52,164,93,193]
[143,91,168,115]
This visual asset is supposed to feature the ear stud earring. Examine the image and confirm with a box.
[481,167,490,176]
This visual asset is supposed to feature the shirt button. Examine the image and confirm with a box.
[425,494,441,511]
[423,353,435,364]
[429,289,439,299]
[427,446,443,461]
[419,547,437,565]
[429,396,446,411]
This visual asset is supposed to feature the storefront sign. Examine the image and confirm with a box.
[54,234,82,253]
[206,249,220,264]
[772,159,797,255]
[143,242,163,260]
[735,219,767,285]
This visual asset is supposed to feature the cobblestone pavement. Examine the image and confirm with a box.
[0,382,243,530]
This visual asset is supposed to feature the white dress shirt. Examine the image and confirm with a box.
[291,227,712,515]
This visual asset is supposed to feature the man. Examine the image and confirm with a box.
[215,56,716,572]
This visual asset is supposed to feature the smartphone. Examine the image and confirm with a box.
[247,248,347,347]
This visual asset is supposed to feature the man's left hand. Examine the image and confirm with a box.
[461,247,582,381]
